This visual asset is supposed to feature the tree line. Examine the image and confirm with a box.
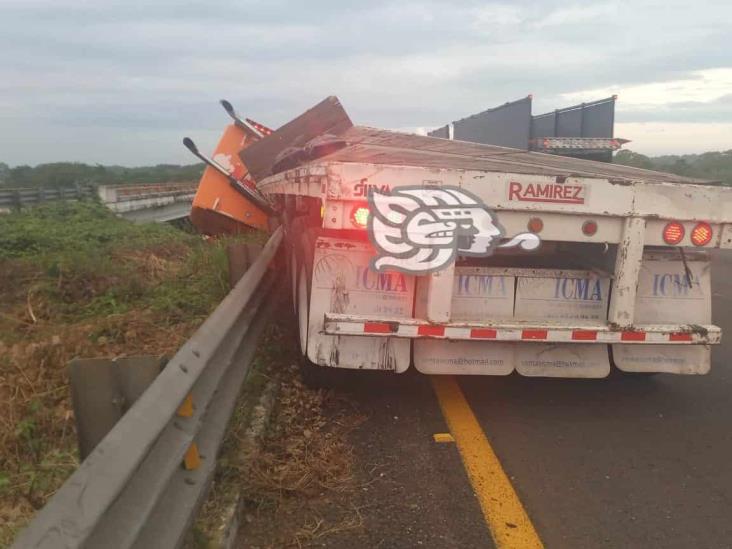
[0,162,205,189]
[1,150,730,189]
[614,150,732,185]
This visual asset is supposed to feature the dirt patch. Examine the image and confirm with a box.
[193,316,372,549]
[194,316,496,548]
[237,371,368,548]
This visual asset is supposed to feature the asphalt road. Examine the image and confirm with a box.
[331,250,732,549]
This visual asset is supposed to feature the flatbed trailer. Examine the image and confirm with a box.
[247,97,731,378]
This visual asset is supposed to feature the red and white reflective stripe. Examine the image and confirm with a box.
[340,319,716,344]
[245,118,273,136]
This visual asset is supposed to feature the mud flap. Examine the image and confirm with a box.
[414,267,515,375]
[515,344,611,378]
[415,341,611,378]
[613,251,711,375]
[307,237,413,372]
[612,345,711,374]
[414,340,515,375]
[512,273,612,377]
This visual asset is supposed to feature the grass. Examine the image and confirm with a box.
[190,312,368,548]
[0,201,264,546]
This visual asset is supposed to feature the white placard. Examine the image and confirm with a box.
[515,275,610,324]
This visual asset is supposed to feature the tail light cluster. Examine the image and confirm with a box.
[663,221,713,246]
[690,222,713,246]
[527,217,543,233]
[347,206,714,248]
[526,217,599,237]
[662,222,684,245]
[350,205,370,228]
[581,220,598,236]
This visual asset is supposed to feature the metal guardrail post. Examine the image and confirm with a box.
[69,356,165,460]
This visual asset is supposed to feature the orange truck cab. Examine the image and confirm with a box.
[190,123,270,234]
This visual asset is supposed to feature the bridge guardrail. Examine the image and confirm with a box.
[0,185,96,210]
[98,182,199,203]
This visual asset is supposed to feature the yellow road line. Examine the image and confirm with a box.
[431,376,543,549]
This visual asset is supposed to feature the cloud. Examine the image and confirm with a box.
[616,122,732,155]
[562,68,732,108]
[1,0,731,165]
[532,2,618,28]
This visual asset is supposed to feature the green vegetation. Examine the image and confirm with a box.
[0,202,236,323]
[0,161,204,189]
[0,202,263,545]
[614,150,732,185]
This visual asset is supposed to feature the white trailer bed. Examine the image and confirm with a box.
[251,104,731,377]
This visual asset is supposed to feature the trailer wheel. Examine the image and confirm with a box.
[297,264,309,356]
[296,256,335,387]
[285,217,304,316]
[289,248,298,316]
[289,219,342,388]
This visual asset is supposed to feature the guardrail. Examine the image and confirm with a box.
[13,228,284,549]
[0,184,95,210]
[0,182,198,222]
[98,182,198,223]
[97,182,198,203]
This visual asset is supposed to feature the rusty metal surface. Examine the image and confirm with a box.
[607,217,646,326]
[240,96,353,182]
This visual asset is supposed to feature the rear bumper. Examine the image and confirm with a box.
[324,313,721,345]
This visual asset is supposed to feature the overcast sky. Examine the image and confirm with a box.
[1,0,731,166]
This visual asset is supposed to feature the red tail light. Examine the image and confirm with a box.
[350,205,370,228]
[527,217,543,233]
[690,222,712,246]
[662,221,685,245]
[582,220,598,236]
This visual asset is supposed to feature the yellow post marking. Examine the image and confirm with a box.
[431,376,543,549]
[177,393,194,418]
[433,432,455,443]
[183,442,201,470]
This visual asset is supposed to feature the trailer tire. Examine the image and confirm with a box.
[285,217,304,316]
[289,218,344,388]
[289,248,298,316]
